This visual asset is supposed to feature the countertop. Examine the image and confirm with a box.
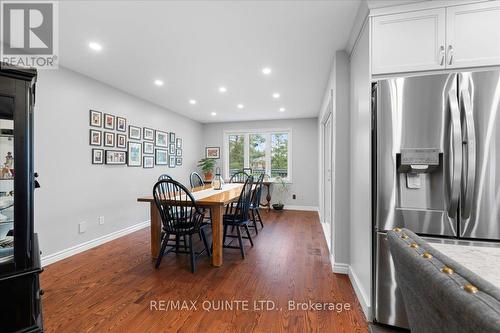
[430,242,500,289]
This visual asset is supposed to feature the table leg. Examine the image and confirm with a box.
[150,202,161,260]
[211,204,223,267]
[266,183,272,212]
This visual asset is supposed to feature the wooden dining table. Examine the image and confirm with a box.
[137,183,244,267]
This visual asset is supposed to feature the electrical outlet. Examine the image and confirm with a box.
[98,216,104,225]
[79,221,87,233]
[292,194,296,200]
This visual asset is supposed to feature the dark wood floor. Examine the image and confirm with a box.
[41,210,368,333]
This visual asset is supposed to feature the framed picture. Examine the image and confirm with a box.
[155,130,168,147]
[143,127,154,141]
[169,132,176,144]
[169,155,176,168]
[104,132,115,147]
[127,141,142,167]
[176,157,182,166]
[105,150,126,165]
[104,114,115,130]
[143,156,154,168]
[92,149,104,164]
[89,110,102,127]
[155,149,168,165]
[176,149,182,156]
[169,144,175,155]
[129,125,141,140]
[143,141,154,154]
[206,147,220,159]
[176,138,182,148]
[116,134,127,149]
[116,117,127,132]
[89,129,102,146]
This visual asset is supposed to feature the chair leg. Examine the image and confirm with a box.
[200,228,211,257]
[175,234,180,253]
[236,226,245,259]
[256,209,264,228]
[244,225,254,247]
[155,233,170,269]
[189,234,196,273]
[223,224,228,246]
[251,209,259,234]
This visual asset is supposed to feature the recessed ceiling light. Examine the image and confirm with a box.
[88,42,102,51]
[262,67,272,75]
[272,92,280,99]
[211,111,217,116]
[279,107,286,112]
[154,79,164,86]
[219,86,227,93]
[237,104,244,109]
[189,99,197,105]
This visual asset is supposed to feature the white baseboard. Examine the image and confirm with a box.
[283,205,319,211]
[41,220,150,267]
[348,266,372,321]
[333,262,350,274]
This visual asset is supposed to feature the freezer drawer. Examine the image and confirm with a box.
[374,232,410,328]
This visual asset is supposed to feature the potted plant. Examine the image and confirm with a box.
[272,176,288,211]
[197,158,216,181]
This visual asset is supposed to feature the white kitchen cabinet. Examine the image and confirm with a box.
[446,1,500,69]
[371,8,446,75]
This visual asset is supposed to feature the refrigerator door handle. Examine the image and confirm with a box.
[448,90,462,218]
[461,89,476,219]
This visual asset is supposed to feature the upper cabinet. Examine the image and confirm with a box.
[372,8,446,75]
[446,1,500,69]
[371,1,500,75]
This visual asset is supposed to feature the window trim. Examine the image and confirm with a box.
[223,128,292,182]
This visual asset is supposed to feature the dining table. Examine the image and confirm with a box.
[137,183,244,267]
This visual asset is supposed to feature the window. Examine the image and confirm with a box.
[224,129,291,180]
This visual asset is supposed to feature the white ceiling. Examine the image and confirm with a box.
[59,1,361,123]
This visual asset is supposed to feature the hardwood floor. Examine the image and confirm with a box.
[41,210,368,333]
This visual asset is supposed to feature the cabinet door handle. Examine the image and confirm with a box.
[448,45,454,65]
[439,45,445,66]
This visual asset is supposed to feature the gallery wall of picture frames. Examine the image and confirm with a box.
[89,109,183,168]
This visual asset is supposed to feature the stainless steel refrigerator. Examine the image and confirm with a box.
[373,70,500,329]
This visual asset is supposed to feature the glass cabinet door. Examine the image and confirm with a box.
[0,115,14,266]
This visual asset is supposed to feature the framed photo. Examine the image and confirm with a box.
[104,114,115,130]
[143,127,154,141]
[104,132,115,147]
[116,134,127,149]
[155,149,168,165]
[205,147,220,159]
[128,125,141,140]
[176,149,182,156]
[89,129,102,146]
[155,130,168,147]
[116,117,127,132]
[92,149,104,164]
[169,144,175,155]
[143,156,154,169]
[176,138,182,148]
[176,157,182,166]
[127,141,142,167]
[89,110,102,127]
[143,141,154,154]
[169,132,176,144]
[169,155,176,168]
[105,150,126,165]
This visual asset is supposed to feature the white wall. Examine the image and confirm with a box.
[349,19,372,316]
[34,68,203,259]
[202,118,318,209]
[318,50,351,270]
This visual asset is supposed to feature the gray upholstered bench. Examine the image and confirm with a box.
[387,228,500,333]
